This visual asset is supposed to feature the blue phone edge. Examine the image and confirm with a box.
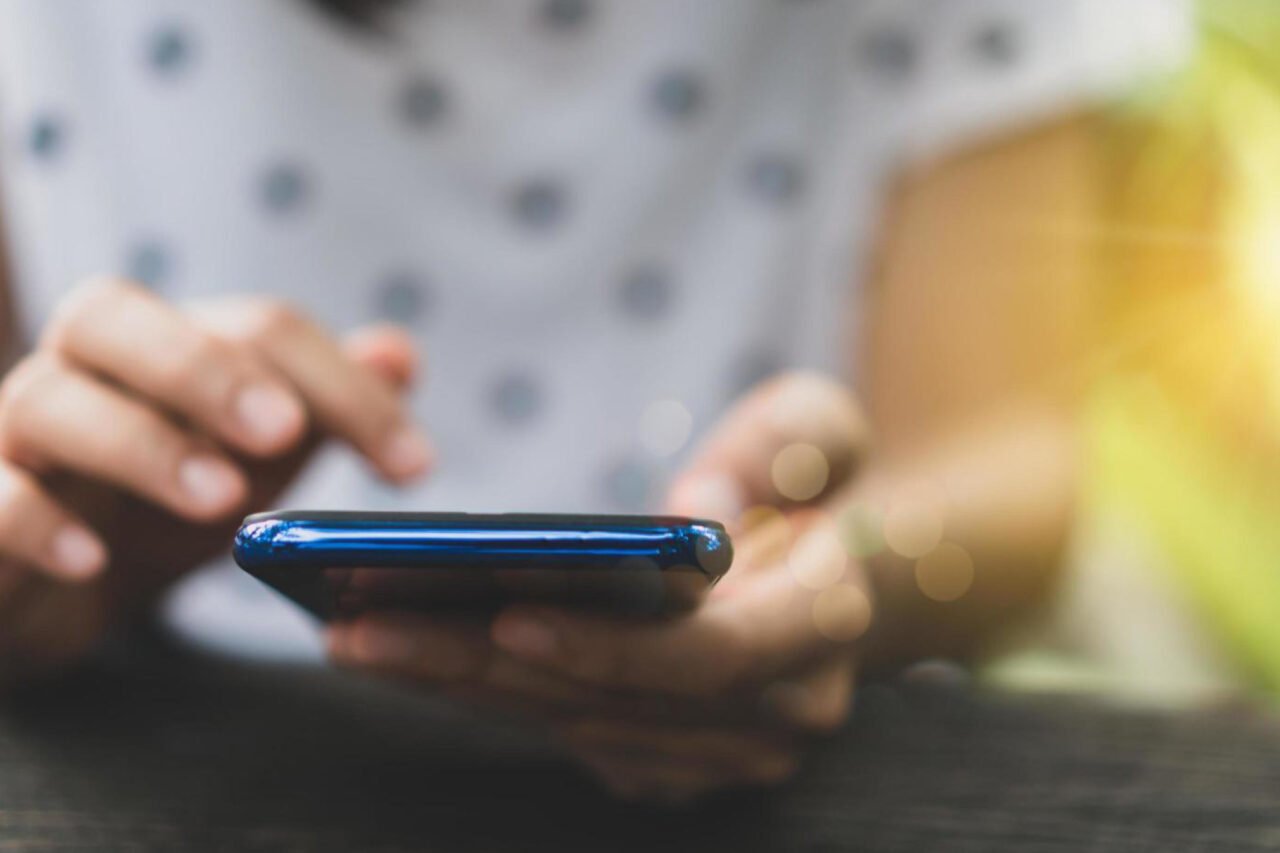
[232,510,734,578]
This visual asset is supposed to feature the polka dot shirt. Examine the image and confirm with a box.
[0,0,1190,659]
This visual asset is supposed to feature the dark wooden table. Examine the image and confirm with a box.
[1,638,1278,852]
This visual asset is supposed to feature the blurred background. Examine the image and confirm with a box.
[989,0,1280,703]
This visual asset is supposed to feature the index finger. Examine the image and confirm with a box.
[43,279,307,457]
[190,299,432,482]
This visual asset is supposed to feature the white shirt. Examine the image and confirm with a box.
[0,0,1190,658]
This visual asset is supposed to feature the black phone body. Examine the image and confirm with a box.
[233,511,733,619]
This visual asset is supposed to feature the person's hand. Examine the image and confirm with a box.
[329,372,871,802]
[0,278,431,680]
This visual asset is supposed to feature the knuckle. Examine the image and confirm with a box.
[121,414,185,470]
[0,468,33,528]
[0,356,58,449]
[44,277,140,349]
[242,298,305,343]
[781,370,866,429]
[770,371,869,476]
[153,333,230,398]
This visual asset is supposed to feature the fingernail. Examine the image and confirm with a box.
[381,426,433,479]
[179,455,244,510]
[673,474,745,522]
[51,526,106,580]
[235,384,304,447]
[493,615,558,661]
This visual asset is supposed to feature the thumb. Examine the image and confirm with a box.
[343,324,419,391]
[666,372,868,521]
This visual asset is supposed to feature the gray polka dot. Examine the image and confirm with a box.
[147,24,195,75]
[650,69,706,121]
[259,162,311,215]
[540,0,591,30]
[27,115,66,162]
[745,153,806,206]
[728,349,785,398]
[971,22,1019,65]
[600,457,655,511]
[398,76,449,128]
[860,29,916,78]
[490,372,543,425]
[510,178,568,231]
[373,269,431,324]
[618,265,673,321]
[126,239,175,290]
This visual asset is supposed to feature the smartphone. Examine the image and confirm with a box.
[233,510,733,620]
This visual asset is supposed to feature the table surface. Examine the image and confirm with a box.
[1,639,1278,853]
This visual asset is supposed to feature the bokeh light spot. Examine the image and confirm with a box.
[812,584,871,642]
[836,501,885,557]
[914,542,974,602]
[771,442,829,502]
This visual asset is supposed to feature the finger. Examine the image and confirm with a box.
[0,462,106,581]
[190,299,431,482]
[327,613,492,682]
[343,324,418,390]
[327,613,621,710]
[0,357,247,520]
[666,372,868,521]
[758,658,855,735]
[492,524,872,697]
[43,279,307,457]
